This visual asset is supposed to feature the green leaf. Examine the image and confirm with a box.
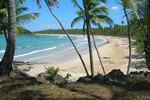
[16,25,38,37]
[71,16,84,28]
[17,13,39,25]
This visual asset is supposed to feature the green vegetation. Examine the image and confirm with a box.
[45,67,59,78]
[35,26,126,36]
[65,73,71,80]
[34,0,90,77]
[0,72,150,100]
[0,0,39,75]
[0,0,150,99]
[0,0,39,37]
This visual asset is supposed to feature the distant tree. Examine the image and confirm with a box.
[33,0,89,76]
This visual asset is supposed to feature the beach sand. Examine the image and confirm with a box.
[18,35,148,81]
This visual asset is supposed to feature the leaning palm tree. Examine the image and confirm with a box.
[33,0,89,76]
[71,0,112,75]
[117,0,132,75]
[0,0,16,76]
[123,1,132,75]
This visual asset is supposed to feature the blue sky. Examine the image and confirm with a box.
[22,0,126,32]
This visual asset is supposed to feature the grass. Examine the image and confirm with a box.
[1,70,150,100]
[0,61,150,100]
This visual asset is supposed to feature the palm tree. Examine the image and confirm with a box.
[130,0,150,70]
[0,0,39,42]
[117,0,132,75]
[71,0,112,75]
[123,4,131,75]
[0,0,16,76]
[82,0,94,77]
[0,0,38,76]
[33,0,89,76]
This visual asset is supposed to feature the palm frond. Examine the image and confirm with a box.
[16,0,26,5]
[33,0,41,8]
[91,17,105,25]
[96,15,113,24]
[47,0,59,7]
[71,0,84,11]
[16,7,28,15]
[71,16,84,28]
[128,0,140,19]
[17,13,39,25]
[76,10,84,16]
[90,6,108,15]
[0,8,7,14]
[98,0,106,3]
[16,25,38,37]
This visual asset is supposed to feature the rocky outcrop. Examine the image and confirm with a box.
[77,76,91,82]
[104,69,133,85]
[129,71,150,82]
[92,73,104,82]
[53,74,67,85]
[37,72,67,85]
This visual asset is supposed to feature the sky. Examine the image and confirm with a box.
[22,0,126,32]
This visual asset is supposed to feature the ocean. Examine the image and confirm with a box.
[0,34,106,63]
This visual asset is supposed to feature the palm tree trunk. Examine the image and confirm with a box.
[0,0,16,76]
[144,1,150,70]
[90,27,106,75]
[3,29,8,44]
[123,7,131,75]
[45,0,89,76]
[83,0,94,77]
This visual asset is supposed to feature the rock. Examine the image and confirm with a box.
[38,73,51,79]
[23,68,30,71]
[0,85,2,89]
[0,79,3,83]
[146,73,150,81]
[129,71,150,83]
[37,73,51,84]
[28,66,33,69]
[53,74,66,85]
[130,71,146,78]
[104,69,128,85]
[92,73,104,82]
[144,72,150,77]
[77,76,91,83]
[129,71,139,77]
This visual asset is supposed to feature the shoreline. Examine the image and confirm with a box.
[17,35,149,81]
[25,34,108,64]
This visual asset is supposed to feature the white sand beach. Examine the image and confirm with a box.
[18,35,148,81]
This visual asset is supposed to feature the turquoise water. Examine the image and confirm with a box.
[0,34,105,62]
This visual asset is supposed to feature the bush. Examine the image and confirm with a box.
[65,73,71,80]
[45,66,59,78]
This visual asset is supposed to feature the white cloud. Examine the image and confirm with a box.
[111,6,120,11]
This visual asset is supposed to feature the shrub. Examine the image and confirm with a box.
[45,66,59,78]
[65,73,71,80]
